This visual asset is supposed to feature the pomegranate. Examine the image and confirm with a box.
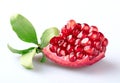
[43,20,108,67]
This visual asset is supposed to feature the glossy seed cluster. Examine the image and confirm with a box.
[49,20,108,62]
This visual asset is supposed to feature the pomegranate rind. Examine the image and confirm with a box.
[43,45,105,67]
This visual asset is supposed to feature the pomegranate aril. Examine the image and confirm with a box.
[74,45,82,53]
[60,33,67,39]
[93,49,99,56]
[90,26,98,32]
[84,46,95,55]
[76,23,81,30]
[66,44,74,54]
[50,36,60,44]
[59,49,67,56]
[67,35,76,45]
[49,44,58,52]
[99,46,102,52]
[62,42,68,48]
[82,23,90,33]
[76,52,84,59]
[61,26,70,36]
[89,31,99,40]
[77,31,87,38]
[88,40,92,45]
[57,48,63,57]
[99,32,104,41]
[102,38,108,46]
[81,37,91,46]
[69,38,75,44]
[94,41,101,50]
[99,46,106,52]
[69,52,77,62]
[67,20,76,29]
[58,39,64,46]
[102,46,106,52]
[72,28,80,37]
[75,39,81,45]
[67,35,72,40]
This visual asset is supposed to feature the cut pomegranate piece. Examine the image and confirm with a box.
[43,20,108,67]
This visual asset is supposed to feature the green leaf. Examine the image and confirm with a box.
[20,48,36,69]
[40,54,46,63]
[40,27,59,48]
[10,14,38,44]
[7,44,35,55]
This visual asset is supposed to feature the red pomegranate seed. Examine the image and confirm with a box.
[61,26,70,36]
[89,31,98,40]
[67,35,76,45]
[77,31,87,38]
[99,32,104,41]
[67,20,76,29]
[84,45,95,55]
[72,28,80,37]
[49,44,58,52]
[99,46,106,52]
[74,45,82,53]
[82,23,90,32]
[76,52,84,59]
[58,39,64,46]
[102,46,106,52]
[59,49,67,56]
[69,52,77,62]
[75,23,81,30]
[50,36,60,45]
[94,40,101,50]
[90,26,98,32]
[62,42,68,48]
[56,48,63,57]
[81,37,91,46]
[102,38,108,46]
[66,44,74,54]
[75,38,81,45]
[93,49,99,56]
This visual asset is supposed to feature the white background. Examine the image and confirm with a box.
[0,0,120,83]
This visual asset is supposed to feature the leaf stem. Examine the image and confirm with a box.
[40,54,46,63]
[36,44,42,53]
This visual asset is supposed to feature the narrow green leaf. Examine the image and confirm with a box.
[40,54,46,63]
[40,27,59,48]
[7,44,35,55]
[20,48,36,69]
[10,14,38,44]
